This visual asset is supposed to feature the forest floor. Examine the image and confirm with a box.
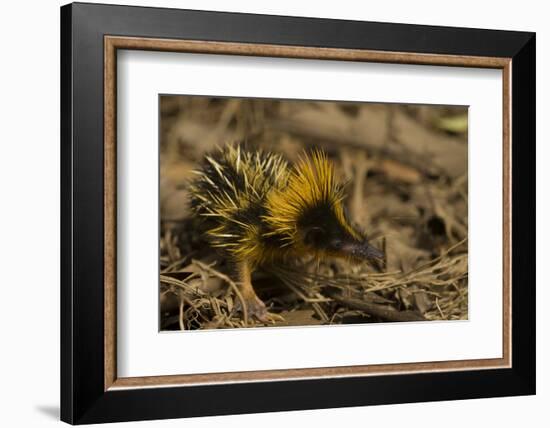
[159,96,469,330]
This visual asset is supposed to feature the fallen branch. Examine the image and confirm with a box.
[325,288,427,322]
[268,106,466,179]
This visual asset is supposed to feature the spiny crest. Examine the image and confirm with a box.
[264,149,357,244]
[295,150,345,206]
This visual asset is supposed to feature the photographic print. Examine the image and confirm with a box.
[159,95,468,330]
[62,6,534,422]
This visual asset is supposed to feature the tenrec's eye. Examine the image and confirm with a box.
[331,239,342,250]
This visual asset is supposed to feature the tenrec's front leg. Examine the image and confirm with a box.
[235,260,269,322]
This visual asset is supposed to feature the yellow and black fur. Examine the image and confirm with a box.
[190,144,382,321]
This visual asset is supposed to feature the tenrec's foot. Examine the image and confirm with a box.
[234,296,284,324]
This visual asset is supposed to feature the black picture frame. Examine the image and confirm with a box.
[61,2,535,424]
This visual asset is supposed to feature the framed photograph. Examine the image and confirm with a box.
[60,2,535,424]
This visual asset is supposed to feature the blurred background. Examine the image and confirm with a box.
[159,95,468,330]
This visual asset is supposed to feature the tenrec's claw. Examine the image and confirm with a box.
[234,296,284,324]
